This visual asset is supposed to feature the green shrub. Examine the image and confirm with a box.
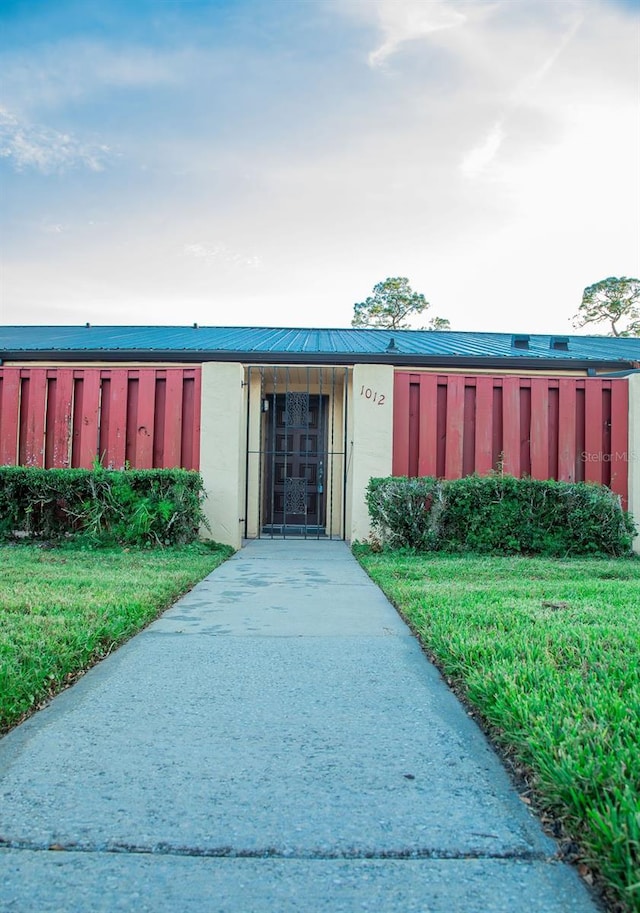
[0,466,208,546]
[366,476,445,550]
[366,474,636,557]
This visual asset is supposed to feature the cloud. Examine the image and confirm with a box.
[0,42,189,115]
[460,120,505,178]
[367,0,467,66]
[459,9,583,178]
[183,242,261,270]
[0,106,112,173]
[2,0,637,334]
[41,221,68,234]
[510,11,584,107]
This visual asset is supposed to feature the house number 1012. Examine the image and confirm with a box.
[360,385,386,406]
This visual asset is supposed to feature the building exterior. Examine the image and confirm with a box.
[1,325,639,551]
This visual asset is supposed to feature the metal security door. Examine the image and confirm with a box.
[244,365,348,540]
[264,393,327,533]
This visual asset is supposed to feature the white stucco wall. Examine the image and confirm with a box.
[199,362,244,549]
[628,373,640,554]
[348,363,394,542]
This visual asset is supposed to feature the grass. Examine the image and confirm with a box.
[353,546,640,913]
[0,541,233,735]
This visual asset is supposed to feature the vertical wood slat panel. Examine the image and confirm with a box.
[584,380,604,485]
[50,369,74,468]
[0,368,21,465]
[193,368,202,471]
[558,378,577,481]
[189,369,202,471]
[444,375,464,478]
[77,371,102,468]
[474,376,493,475]
[393,373,631,498]
[530,378,549,479]
[436,381,448,478]
[407,381,420,477]
[18,376,30,466]
[22,370,48,467]
[153,378,166,469]
[601,387,612,488]
[98,378,111,464]
[44,376,56,469]
[1,366,201,470]
[180,378,195,472]
[392,372,411,476]
[547,384,560,480]
[71,376,84,468]
[162,371,184,467]
[519,382,532,477]
[125,377,139,468]
[492,385,504,472]
[462,381,476,477]
[574,385,586,483]
[501,376,521,476]
[609,380,629,506]
[135,370,157,469]
[418,373,438,476]
[105,371,129,469]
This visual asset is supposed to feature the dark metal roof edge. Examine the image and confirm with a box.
[596,368,640,377]
[1,348,637,372]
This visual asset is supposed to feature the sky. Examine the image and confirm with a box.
[0,0,639,334]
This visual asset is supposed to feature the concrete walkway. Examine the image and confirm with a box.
[0,540,601,912]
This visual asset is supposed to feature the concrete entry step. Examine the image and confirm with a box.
[0,853,600,913]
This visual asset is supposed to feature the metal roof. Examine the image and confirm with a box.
[2,325,639,369]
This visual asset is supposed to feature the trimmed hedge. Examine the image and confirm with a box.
[0,466,208,546]
[367,475,637,557]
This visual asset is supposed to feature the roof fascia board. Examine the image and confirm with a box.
[1,349,635,373]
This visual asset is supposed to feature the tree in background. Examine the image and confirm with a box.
[351,277,450,330]
[427,315,452,331]
[572,276,640,337]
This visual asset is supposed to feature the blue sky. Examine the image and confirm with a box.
[1,0,638,333]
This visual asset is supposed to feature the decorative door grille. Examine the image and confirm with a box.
[285,392,310,427]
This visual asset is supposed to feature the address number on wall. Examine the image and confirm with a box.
[360,385,386,406]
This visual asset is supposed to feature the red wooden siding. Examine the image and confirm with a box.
[0,367,201,470]
[393,373,629,506]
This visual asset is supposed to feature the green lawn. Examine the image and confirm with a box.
[0,542,232,734]
[354,546,640,913]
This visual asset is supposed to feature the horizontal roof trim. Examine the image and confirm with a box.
[1,349,635,374]
[2,325,639,369]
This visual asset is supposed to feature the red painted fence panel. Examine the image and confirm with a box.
[444,374,465,479]
[133,370,157,469]
[529,378,549,479]
[0,369,21,466]
[501,376,521,477]
[393,371,411,477]
[72,371,101,468]
[418,373,438,477]
[474,376,493,476]
[393,373,629,507]
[48,368,74,468]
[0,367,201,471]
[610,381,629,498]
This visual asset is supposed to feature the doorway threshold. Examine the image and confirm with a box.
[260,525,327,538]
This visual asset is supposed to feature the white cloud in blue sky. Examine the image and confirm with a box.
[0,0,638,333]
[0,105,113,173]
